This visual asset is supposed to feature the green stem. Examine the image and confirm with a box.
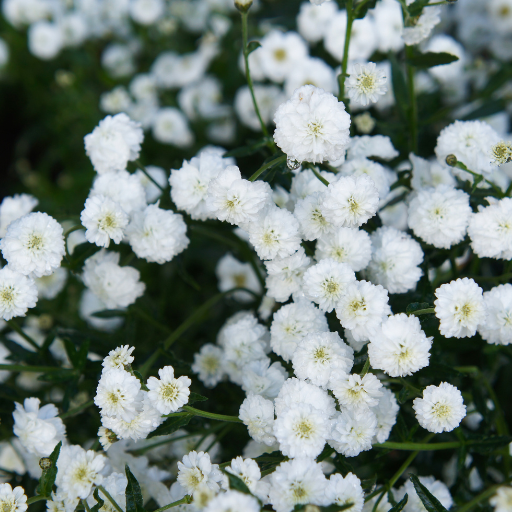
[82,499,91,512]
[59,400,95,419]
[135,160,166,192]
[153,496,192,512]
[27,496,49,505]
[410,308,435,316]
[311,167,330,187]
[97,486,123,512]
[6,320,40,351]
[450,160,504,197]
[241,11,273,148]
[456,483,507,512]
[374,441,459,451]
[338,0,354,102]
[0,364,72,373]
[360,357,371,376]
[132,307,171,334]
[182,405,243,423]
[405,45,418,154]
[248,154,286,182]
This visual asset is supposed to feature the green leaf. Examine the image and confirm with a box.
[147,413,194,438]
[38,441,62,497]
[406,302,431,315]
[360,475,377,495]
[246,41,261,55]
[461,99,507,121]
[406,52,459,69]
[321,503,356,511]
[76,339,90,371]
[91,309,127,318]
[188,392,208,405]
[389,53,408,120]
[410,475,448,512]
[355,0,377,19]
[398,387,409,405]
[223,138,268,158]
[125,465,145,512]
[407,0,431,17]
[316,444,335,462]
[37,369,76,383]
[223,470,252,495]
[90,488,105,512]
[467,435,512,454]
[389,493,408,512]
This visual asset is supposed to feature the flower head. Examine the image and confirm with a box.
[346,62,387,106]
[146,366,191,415]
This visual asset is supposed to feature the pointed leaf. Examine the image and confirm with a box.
[125,465,145,512]
[389,54,408,120]
[410,475,448,512]
[247,41,261,55]
[355,0,377,18]
[467,435,512,454]
[407,0,432,16]
[147,413,194,439]
[91,488,105,512]
[91,310,127,318]
[406,52,459,69]
[188,392,208,405]
[389,494,408,512]
[38,441,62,497]
[406,302,431,315]
[223,470,252,495]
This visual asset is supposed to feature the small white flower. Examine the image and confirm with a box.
[0,484,27,512]
[373,387,400,444]
[413,382,466,433]
[192,344,226,388]
[97,426,117,451]
[479,284,512,345]
[396,476,453,512]
[325,473,364,512]
[226,457,261,494]
[402,7,441,45]
[81,195,128,248]
[102,345,135,371]
[328,410,377,457]
[0,194,38,238]
[434,278,486,338]
[177,451,223,494]
[294,191,333,242]
[203,491,260,512]
[216,253,262,302]
[0,267,38,321]
[330,373,383,413]
[346,62,387,107]
[239,394,276,446]
[490,486,512,512]
[147,366,191,415]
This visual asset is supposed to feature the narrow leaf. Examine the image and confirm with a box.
[406,302,431,315]
[355,0,377,18]
[147,413,194,438]
[410,475,448,512]
[406,52,459,69]
[389,54,408,120]
[91,488,105,512]
[247,41,261,55]
[223,470,252,495]
[188,392,208,405]
[407,0,430,16]
[467,435,512,454]
[91,310,126,318]
[125,465,145,512]
[389,493,408,512]
[38,441,62,497]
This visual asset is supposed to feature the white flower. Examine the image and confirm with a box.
[177,451,223,494]
[235,84,285,131]
[81,195,128,248]
[56,445,106,502]
[239,394,276,446]
[28,21,62,60]
[0,484,27,512]
[396,476,453,512]
[468,198,512,260]
[126,204,189,264]
[147,366,191,415]
[330,373,383,412]
[274,403,330,459]
[479,284,512,345]
[87,473,126,512]
[270,300,329,362]
[402,7,441,45]
[325,473,364,512]
[292,331,354,389]
[82,250,145,309]
[316,227,372,272]
[268,458,328,512]
[170,152,228,220]
[410,153,456,191]
[204,490,260,512]
[294,191,333,242]
[367,226,424,294]
[275,378,336,419]
[435,120,501,176]
[84,113,143,174]
[247,206,301,260]
[102,345,135,371]
[94,368,142,422]
[265,248,311,303]
[408,186,471,249]
[35,267,67,300]
[335,281,391,342]
[373,387,400,444]
[241,358,287,400]
[346,62,387,107]
[297,2,338,44]
[347,135,399,162]
[321,175,379,228]
[226,457,261,494]
[328,410,377,457]
[284,56,337,97]
[0,194,38,238]
[368,314,432,377]
[98,426,117,451]
[192,344,226,388]
[338,157,392,201]
[216,253,261,302]
[290,169,333,205]
[434,278,486,338]
[89,170,147,215]
[13,398,65,457]
[413,382,466,433]
[0,267,38,321]
[303,258,356,312]
[1,212,65,278]
[490,486,512,512]
[206,166,271,225]
[273,85,351,164]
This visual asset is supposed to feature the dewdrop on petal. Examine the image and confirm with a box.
[273,85,351,164]
[346,62,387,107]
[413,382,466,433]
[434,278,486,339]
[146,365,191,415]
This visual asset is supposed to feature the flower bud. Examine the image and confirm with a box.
[234,0,253,12]
[445,154,458,167]
[39,457,52,471]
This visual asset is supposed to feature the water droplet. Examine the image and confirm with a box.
[286,158,300,170]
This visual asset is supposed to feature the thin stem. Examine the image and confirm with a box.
[0,364,72,373]
[456,483,507,512]
[59,400,95,419]
[248,154,286,182]
[82,499,91,512]
[132,307,171,334]
[27,496,49,505]
[311,167,330,187]
[374,441,459,451]
[153,496,191,512]
[182,405,243,423]
[97,486,123,512]
[360,357,371,376]
[135,160,166,192]
[241,11,273,147]
[405,45,418,154]
[7,320,40,351]
[338,0,354,102]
